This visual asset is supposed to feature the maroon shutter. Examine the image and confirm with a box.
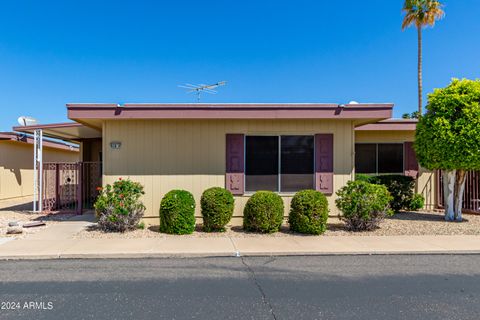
[226,134,245,195]
[404,141,419,178]
[315,134,334,195]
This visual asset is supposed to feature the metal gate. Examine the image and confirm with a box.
[437,170,480,213]
[42,162,102,214]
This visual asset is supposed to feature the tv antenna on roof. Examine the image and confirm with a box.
[178,81,227,102]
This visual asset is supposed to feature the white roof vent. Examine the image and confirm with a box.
[348,101,359,105]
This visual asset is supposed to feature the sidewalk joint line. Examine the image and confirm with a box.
[228,236,241,257]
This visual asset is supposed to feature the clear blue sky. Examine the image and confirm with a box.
[0,0,478,130]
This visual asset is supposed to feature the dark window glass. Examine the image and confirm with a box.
[245,136,279,191]
[355,144,377,174]
[378,144,403,174]
[281,136,314,192]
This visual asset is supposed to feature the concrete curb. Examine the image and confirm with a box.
[2,250,480,260]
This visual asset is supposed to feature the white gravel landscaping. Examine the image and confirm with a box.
[74,211,480,239]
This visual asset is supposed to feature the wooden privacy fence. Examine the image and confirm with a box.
[42,162,102,214]
[437,170,480,213]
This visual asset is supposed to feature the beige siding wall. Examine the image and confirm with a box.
[103,119,355,224]
[355,130,436,210]
[0,141,79,200]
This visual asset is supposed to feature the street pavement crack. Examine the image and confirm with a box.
[240,257,278,320]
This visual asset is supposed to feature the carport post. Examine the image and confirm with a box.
[33,129,43,212]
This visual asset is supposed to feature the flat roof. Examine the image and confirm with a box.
[0,132,79,152]
[67,103,393,121]
[12,122,102,141]
[355,118,418,131]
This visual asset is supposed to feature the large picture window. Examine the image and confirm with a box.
[245,135,314,192]
[355,143,404,175]
[245,136,279,191]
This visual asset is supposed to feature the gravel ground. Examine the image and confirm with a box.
[0,197,76,238]
[0,211,76,238]
[74,211,480,239]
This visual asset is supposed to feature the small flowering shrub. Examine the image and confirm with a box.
[94,178,145,232]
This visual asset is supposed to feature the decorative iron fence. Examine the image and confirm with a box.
[437,170,480,213]
[42,162,102,214]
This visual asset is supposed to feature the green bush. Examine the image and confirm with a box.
[408,193,425,211]
[355,174,374,182]
[200,187,234,232]
[94,178,145,232]
[368,175,415,212]
[243,191,284,233]
[336,180,393,231]
[159,190,196,234]
[288,190,329,235]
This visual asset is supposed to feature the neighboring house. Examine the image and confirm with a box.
[12,103,442,223]
[0,132,79,201]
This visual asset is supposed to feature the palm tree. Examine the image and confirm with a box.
[402,0,444,116]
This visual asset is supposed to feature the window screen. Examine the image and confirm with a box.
[378,144,404,174]
[245,136,279,191]
[280,136,314,192]
[355,144,377,174]
[245,135,314,192]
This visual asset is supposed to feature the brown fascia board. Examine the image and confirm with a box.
[0,132,79,152]
[67,103,393,120]
[355,119,418,131]
[12,122,83,131]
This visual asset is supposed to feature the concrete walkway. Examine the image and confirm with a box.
[1,213,480,259]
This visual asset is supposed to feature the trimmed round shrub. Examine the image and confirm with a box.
[243,191,284,233]
[159,190,196,234]
[336,181,393,231]
[289,190,329,235]
[408,193,425,211]
[94,178,145,232]
[201,187,234,232]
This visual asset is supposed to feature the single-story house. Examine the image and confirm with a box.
[0,132,79,201]
[13,103,440,224]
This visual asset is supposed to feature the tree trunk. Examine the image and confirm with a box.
[453,170,467,221]
[443,170,456,221]
[417,27,423,117]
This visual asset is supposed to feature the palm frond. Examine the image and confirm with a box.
[401,0,444,30]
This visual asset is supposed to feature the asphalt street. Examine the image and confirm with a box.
[1,255,480,319]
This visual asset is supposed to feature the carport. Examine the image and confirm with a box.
[13,122,102,214]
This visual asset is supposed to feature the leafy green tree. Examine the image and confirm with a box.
[402,0,444,116]
[415,79,480,221]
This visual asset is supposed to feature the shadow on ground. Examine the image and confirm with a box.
[0,201,34,212]
[388,211,469,222]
